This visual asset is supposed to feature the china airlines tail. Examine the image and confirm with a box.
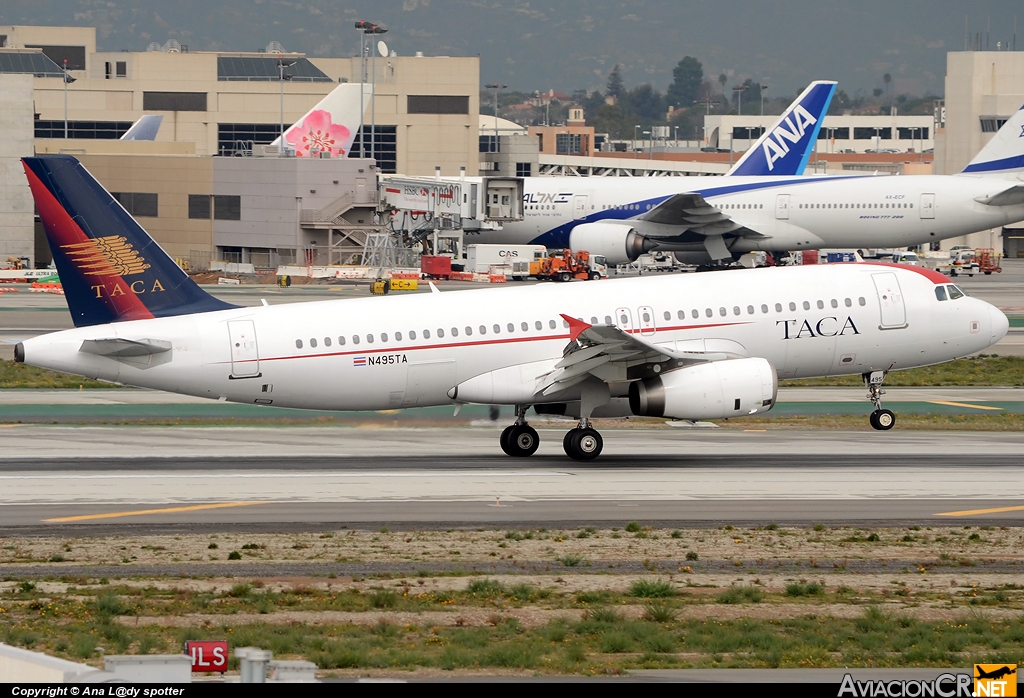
[726,80,836,176]
[21,156,236,327]
[270,83,372,158]
[961,104,1024,175]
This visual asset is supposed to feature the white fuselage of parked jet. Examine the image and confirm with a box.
[20,264,1007,412]
[469,173,1024,256]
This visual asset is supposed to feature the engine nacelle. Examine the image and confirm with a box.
[628,357,777,420]
[569,222,651,266]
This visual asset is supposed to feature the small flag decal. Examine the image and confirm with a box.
[353,356,367,366]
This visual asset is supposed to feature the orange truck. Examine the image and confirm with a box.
[533,249,607,281]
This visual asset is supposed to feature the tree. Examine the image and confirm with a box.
[606,64,625,101]
[625,83,667,122]
[718,73,728,95]
[666,56,703,108]
[883,72,892,109]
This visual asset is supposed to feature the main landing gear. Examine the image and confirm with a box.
[500,405,539,457]
[864,369,896,431]
[562,419,603,461]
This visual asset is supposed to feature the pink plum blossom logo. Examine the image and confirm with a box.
[285,109,350,157]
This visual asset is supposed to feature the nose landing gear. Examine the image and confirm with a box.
[864,368,896,431]
[500,405,540,457]
[563,419,604,461]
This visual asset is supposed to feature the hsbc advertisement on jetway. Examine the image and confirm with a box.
[382,182,461,213]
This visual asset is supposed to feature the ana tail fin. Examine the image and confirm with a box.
[120,115,164,141]
[962,104,1024,174]
[272,83,371,158]
[727,81,836,177]
[22,155,236,328]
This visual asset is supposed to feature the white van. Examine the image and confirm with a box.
[891,252,920,266]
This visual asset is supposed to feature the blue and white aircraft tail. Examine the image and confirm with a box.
[120,115,163,141]
[961,104,1024,175]
[726,80,836,177]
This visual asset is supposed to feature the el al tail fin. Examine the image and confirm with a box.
[727,80,836,177]
[22,155,236,328]
[961,104,1024,175]
[120,114,163,141]
[271,83,371,157]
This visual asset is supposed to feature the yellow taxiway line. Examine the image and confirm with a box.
[935,504,1024,517]
[926,400,1003,411]
[43,501,268,523]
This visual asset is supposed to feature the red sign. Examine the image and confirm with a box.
[186,641,228,673]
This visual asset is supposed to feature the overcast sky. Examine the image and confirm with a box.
[4,0,1023,96]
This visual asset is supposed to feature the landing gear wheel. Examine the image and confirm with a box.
[499,425,515,456]
[564,427,603,461]
[870,409,896,431]
[506,424,540,457]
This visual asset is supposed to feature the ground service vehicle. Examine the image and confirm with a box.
[535,249,607,281]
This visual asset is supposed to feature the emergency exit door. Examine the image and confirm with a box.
[228,320,260,377]
[872,273,907,330]
[573,195,588,220]
[775,194,791,220]
[920,193,935,219]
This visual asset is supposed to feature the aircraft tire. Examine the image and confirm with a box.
[499,425,515,456]
[507,424,540,457]
[870,409,896,431]
[565,428,603,461]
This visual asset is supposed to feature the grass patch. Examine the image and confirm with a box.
[629,578,675,598]
[785,582,825,597]
[781,356,1024,387]
[716,586,764,604]
[0,360,115,389]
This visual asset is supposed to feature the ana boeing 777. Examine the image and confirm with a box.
[16,156,1008,460]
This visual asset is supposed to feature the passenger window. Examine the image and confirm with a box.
[831,299,838,308]
[719,307,726,317]
[642,311,651,322]
[366,335,374,344]
[507,323,514,332]
[562,319,569,328]
[605,316,612,324]
[761,304,768,313]
[935,286,948,301]
[395,332,402,341]
[664,311,671,321]
[451,328,459,337]
[677,310,685,319]
[434,329,441,338]
[948,285,964,300]
[324,337,332,347]
[353,335,360,345]
[519,322,526,331]
[549,319,557,329]
[535,321,542,330]
[816,300,824,310]
[692,309,699,319]
[479,325,486,335]
[775,303,782,312]
[338,336,346,345]
[465,327,473,336]
[310,338,317,348]
[592,317,599,324]
[789,302,797,311]
[747,305,754,314]
[733,306,740,316]
[858,297,866,306]
[295,339,303,349]
[705,308,713,317]
[409,331,416,340]
[845,298,852,307]
[381,333,388,343]
[802,301,810,310]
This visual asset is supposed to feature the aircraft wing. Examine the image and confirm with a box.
[637,192,766,237]
[535,315,728,396]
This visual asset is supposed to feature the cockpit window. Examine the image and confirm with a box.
[935,286,948,301]
[947,285,965,300]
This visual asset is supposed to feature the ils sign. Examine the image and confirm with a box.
[186,640,228,672]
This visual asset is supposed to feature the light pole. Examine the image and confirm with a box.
[758,82,768,115]
[633,124,640,159]
[732,84,749,116]
[62,59,76,138]
[365,23,388,164]
[354,21,370,158]
[674,125,678,147]
[484,82,507,147]
[643,130,652,160]
[278,56,295,155]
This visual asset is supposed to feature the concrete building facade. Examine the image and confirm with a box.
[0,74,35,267]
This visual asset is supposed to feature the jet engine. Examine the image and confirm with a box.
[569,222,652,266]
[628,357,777,420]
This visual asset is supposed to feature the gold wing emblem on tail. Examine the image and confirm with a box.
[61,235,151,276]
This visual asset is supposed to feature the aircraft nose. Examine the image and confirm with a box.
[991,304,1009,343]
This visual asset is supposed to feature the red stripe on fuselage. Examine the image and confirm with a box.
[23,162,154,322]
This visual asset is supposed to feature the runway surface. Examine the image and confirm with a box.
[2,427,1022,531]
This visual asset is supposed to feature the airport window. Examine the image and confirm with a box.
[817,300,824,309]
[188,194,211,219]
[556,133,583,155]
[817,127,849,140]
[367,334,374,343]
[35,120,133,139]
[831,299,838,308]
[324,337,331,347]
[549,320,557,329]
[295,339,303,349]
[310,338,317,348]
[407,95,470,114]
[516,163,532,177]
[948,285,964,300]
[143,92,208,112]
[789,302,797,311]
[116,61,126,78]
[0,50,66,77]
[775,303,783,312]
[25,44,86,71]
[479,135,499,153]
[980,118,1007,133]
[217,56,332,82]
[381,333,388,343]
[349,125,398,173]
[338,336,346,345]
[858,297,866,306]
[935,286,948,301]
[761,304,768,313]
[845,298,852,307]
[854,127,890,140]
[353,335,360,344]
[719,307,727,317]
[112,192,158,217]
[214,195,241,221]
[218,123,282,155]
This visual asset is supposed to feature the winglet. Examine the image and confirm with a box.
[560,314,591,341]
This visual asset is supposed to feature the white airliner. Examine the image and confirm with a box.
[16,156,1009,460]
[471,103,1024,266]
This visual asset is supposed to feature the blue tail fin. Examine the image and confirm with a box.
[22,155,237,328]
[727,81,836,176]
[961,104,1024,175]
